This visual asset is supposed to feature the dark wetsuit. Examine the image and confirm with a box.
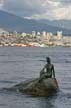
[40,64,55,81]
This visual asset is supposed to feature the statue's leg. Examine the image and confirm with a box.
[39,74,45,82]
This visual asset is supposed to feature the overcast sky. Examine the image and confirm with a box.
[0,0,71,20]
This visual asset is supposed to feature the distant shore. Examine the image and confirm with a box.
[0,29,71,47]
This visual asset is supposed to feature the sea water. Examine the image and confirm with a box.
[0,46,71,108]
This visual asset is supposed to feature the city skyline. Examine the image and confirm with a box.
[0,28,71,47]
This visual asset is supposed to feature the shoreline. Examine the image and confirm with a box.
[0,44,71,48]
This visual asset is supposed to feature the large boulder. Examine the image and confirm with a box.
[12,78,59,96]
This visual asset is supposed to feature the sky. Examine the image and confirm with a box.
[0,0,71,20]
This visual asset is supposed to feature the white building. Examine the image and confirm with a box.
[21,32,27,37]
[46,32,53,41]
[13,31,17,37]
[32,31,36,37]
[63,36,71,43]
[42,31,46,37]
[37,32,41,36]
[57,31,62,40]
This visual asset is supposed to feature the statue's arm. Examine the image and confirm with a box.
[40,65,46,77]
[52,65,55,78]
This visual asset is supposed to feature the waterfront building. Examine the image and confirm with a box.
[46,32,53,41]
[13,31,18,37]
[37,32,41,36]
[32,31,36,37]
[53,41,64,46]
[57,31,62,40]
[21,32,27,37]
[42,31,46,37]
[63,36,71,44]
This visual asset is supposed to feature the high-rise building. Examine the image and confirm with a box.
[57,31,62,40]
[13,31,17,37]
[42,31,46,37]
[37,32,41,36]
[46,33,51,40]
[32,31,36,37]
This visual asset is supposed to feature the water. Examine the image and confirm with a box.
[0,46,71,108]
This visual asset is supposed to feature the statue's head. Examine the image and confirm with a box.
[46,57,51,64]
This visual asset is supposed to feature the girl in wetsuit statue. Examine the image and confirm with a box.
[39,57,55,81]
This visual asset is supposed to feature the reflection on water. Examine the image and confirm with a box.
[37,97,56,108]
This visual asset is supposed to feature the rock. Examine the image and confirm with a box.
[13,78,59,96]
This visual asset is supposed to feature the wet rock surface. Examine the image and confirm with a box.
[9,78,59,96]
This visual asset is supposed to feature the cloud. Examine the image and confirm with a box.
[3,0,45,16]
[30,0,71,20]
[0,0,4,9]
[1,0,71,20]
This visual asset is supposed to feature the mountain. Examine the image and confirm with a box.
[49,20,71,30]
[0,10,71,35]
[38,19,71,31]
